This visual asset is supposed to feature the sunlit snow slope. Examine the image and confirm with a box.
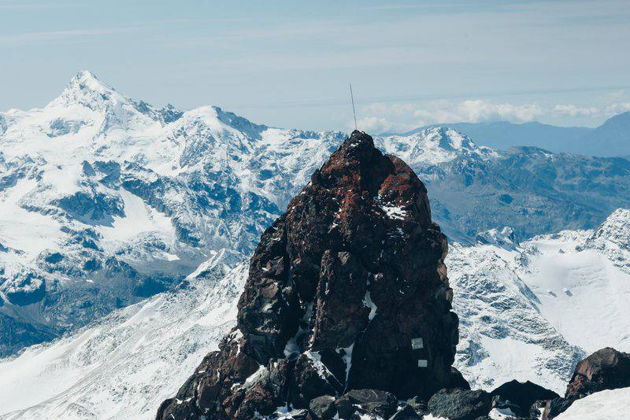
[0,210,627,419]
[0,71,344,355]
[450,209,630,392]
[0,250,246,420]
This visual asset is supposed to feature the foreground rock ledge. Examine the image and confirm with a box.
[156,131,464,419]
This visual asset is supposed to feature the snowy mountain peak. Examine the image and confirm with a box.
[426,126,470,149]
[70,70,109,91]
[213,106,267,139]
[48,70,127,109]
[377,126,498,167]
[475,226,517,248]
[591,208,630,245]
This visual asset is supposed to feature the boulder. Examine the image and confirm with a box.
[344,389,398,418]
[405,395,427,414]
[309,395,336,420]
[530,348,630,419]
[333,393,356,419]
[427,388,492,420]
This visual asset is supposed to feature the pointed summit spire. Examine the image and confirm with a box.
[47,70,127,109]
[69,70,107,89]
[65,70,118,96]
[157,131,463,419]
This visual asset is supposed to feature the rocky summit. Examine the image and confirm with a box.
[156,131,465,419]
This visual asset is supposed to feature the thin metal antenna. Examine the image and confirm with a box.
[349,82,358,130]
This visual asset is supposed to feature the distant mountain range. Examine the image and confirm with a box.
[389,112,630,157]
[1,72,629,419]
[1,71,629,358]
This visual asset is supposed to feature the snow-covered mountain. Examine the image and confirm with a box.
[1,71,629,357]
[393,111,630,158]
[0,209,627,419]
[0,250,247,420]
[451,208,630,392]
[0,71,344,355]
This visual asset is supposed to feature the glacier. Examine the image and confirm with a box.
[451,209,630,392]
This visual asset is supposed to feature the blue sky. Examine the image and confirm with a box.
[1,0,629,131]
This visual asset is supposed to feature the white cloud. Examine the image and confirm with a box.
[604,102,630,114]
[355,97,630,133]
[413,100,544,124]
[553,104,600,117]
[357,99,545,132]
[362,103,417,116]
[353,116,393,133]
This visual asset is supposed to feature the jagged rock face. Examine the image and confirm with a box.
[157,131,461,419]
[565,347,630,399]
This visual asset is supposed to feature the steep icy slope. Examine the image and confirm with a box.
[450,209,630,392]
[0,250,246,420]
[0,210,627,419]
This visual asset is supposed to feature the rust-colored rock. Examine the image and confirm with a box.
[565,347,630,399]
[156,131,462,419]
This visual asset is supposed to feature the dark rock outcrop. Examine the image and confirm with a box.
[490,380,559,417]
[156,131,462,419]
[540,397,578,420]
[339,389,398,418]
[308,395,336,419]
[427,388,492,420]
[565,347,630,399]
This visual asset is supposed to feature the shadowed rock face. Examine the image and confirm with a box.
[565,347,630,399]
[489,380,559,418]
[156,131,463,420]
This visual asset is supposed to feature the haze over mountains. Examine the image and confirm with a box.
[391,112,630,157]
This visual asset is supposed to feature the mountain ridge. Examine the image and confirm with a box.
[386,112,630,157]
[1,72,629,358]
